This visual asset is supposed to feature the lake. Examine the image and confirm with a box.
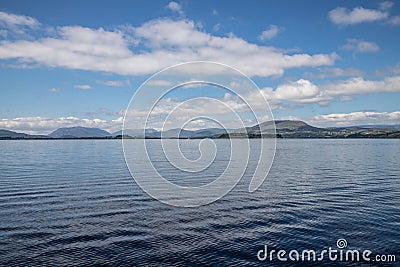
[0,139,399,266]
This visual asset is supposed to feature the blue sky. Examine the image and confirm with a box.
[0,0,399,134]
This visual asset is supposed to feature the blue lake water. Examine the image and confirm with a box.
[0,139,399,266]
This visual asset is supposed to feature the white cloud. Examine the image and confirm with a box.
[379,1,394,11]
[389,15,400,25]
[96,80,130,87]
[338,95,353,102]
[310,111,400,127]
[261,75,400,105]
[49,87,59,93]
[341,39,379,53]
[0,116,124,135]
[330,2,400,26]
[0,15,338,77]
[212,8,218,16]
[305,67,364,79]
[323,76,400,96]
[0,11,40,36]
[166,1,184,16]
[373,62,400,77]
[0,11,39,27]
[258,25,280,40]
[329,6,388,25]
[133,19,337,76]
[74,84,92,90]
[213,23,221,31]
[274,79,320,102]
[0,25,135,73]
[146,80,173,86]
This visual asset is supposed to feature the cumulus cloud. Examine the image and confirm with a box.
[258,25,280,40]
[274,79,320,102]
[0,13,338,77]
[0,116,123,135]
[329,2,400,26]
[329,6,389,25]
[233,75,400,108]
[166,1,184,16]
[323,75,400,96]
[341,39,379,53]
[310,111,400,127]
[0,25,135,73]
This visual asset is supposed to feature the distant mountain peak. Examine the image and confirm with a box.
[49,126,111,138]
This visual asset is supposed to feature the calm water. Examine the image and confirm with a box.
[0,139,399,266]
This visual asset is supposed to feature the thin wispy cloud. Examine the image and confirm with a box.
[379,1,394,11]
[213,23,221,31]
[341,39,380,54]
[96,80,130,87]
[0,11,40,36]
[166,1,184,16]
[49,87,59,93]
[74,84,92,90]
[389,15,400,25]
[0,11,40,27]
[305,67,364,79]
[258,25,281,40]
[146,80,173,86]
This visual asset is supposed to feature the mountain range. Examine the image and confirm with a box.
[0,120,399,139]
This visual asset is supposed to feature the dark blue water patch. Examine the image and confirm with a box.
[0,139,399,266]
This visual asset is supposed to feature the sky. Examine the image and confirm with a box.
[0,0,399,134]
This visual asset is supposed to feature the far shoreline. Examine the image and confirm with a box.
[1,137,400,140]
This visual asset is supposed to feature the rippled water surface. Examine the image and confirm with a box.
[0,139,399,266]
